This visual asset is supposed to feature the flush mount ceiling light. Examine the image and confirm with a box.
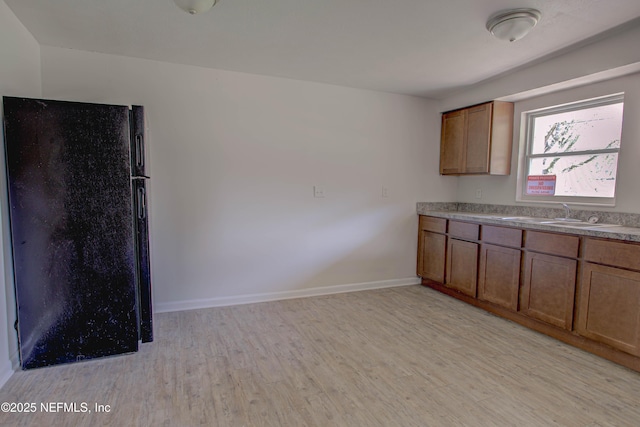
[486,8,542,42]
[173,0,217,15]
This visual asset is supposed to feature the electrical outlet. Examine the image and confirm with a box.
[475,189,482,199]
[314,185,325,198]
[382,186,389,198]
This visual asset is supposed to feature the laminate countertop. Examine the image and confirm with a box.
[417,202,640,243]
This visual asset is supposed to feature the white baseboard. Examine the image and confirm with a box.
[10,349,19,370]
[0,362,13,390]
[0,348,19,390]
[155,277,421,313]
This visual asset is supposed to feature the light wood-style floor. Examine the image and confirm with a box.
[1,285,639,426]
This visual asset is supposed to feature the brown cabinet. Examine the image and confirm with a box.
[577,263,640,356]
[440,109,465,174]
[417,215,640,372]
[478,244,521,311]
[520,231,578,330]
[525,230,579,258]
[446,238,478,297]
[445,222,479,297]
[478,225,522,311]
[417,216,446,282]
[576,238,640,356]
[439,101,514,176]
[521,252,577,330]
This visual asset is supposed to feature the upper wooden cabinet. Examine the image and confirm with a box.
[439,101,514,175]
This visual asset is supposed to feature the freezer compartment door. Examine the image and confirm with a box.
[129,105,148,178]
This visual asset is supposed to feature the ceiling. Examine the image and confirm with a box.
[5,0,640,98]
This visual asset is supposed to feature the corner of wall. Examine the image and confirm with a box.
[0,0,43,390]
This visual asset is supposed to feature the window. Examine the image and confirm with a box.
[518,93,624,205]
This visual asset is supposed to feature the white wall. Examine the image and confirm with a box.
[442,21,640,214]
[40,46,455,310]
[0,0,41,387]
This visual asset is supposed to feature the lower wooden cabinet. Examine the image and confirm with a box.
[417,216,447,282]
[417,215,640,372]
[520,252,576,330]
[445,238,478,297]
[577,263,640,356]
[417,230,446,282]
[478,244,521,310]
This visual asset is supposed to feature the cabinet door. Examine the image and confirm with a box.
[417,230,446,283]
[464,103,492,174]
[478,244,521,311]
[439,110,465,175]
[446,238,478,297]
[521,252,576,330]
[577,263,640,356]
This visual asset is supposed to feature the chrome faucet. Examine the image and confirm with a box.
[562,203,570,219]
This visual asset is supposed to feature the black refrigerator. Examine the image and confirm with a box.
[2,96,153,370]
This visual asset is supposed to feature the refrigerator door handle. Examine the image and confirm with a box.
[137,187,146,219]
[135,134,144,169]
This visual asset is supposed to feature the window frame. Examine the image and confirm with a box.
[516,93,624,206]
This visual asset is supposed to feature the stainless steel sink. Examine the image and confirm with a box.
[550,222,620,228]
[498,216,557,223]
[497,216,620,228]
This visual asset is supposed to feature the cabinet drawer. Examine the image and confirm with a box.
[481,225,522,247]
[419,216,446,233]
[448,221,479,240]
[524,231,579,258]
[583,238,640,271]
